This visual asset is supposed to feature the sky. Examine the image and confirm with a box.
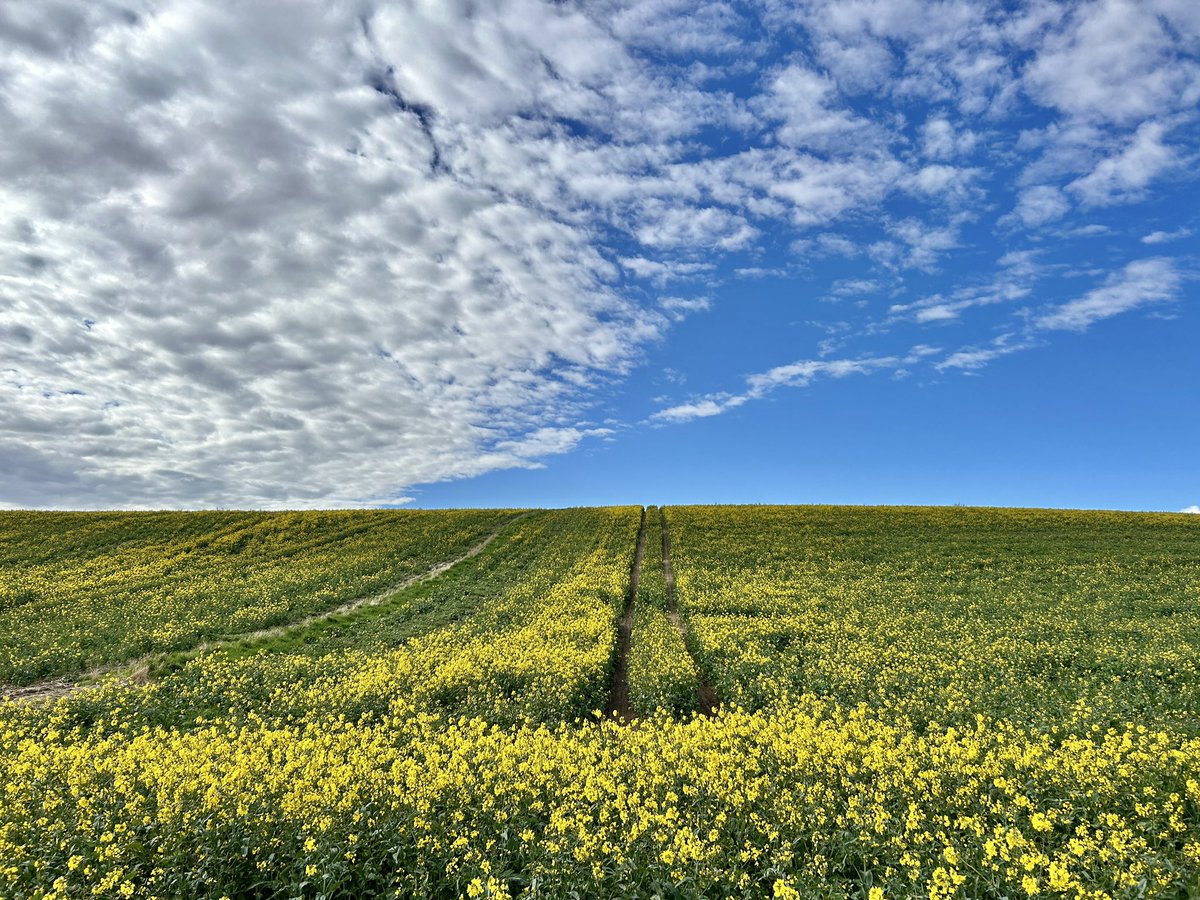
[0,0,1197,512]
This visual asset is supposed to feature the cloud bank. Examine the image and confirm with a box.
[1,0,1197,506]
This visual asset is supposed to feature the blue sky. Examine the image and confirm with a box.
[0,1,1197,511]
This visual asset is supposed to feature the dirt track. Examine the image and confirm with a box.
[0,512,531,705]
[605,507,647,720]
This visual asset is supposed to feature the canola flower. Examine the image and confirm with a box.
[0,509,512,684]
[627,507,698,717]
[668,505,1200,734]
[0,504,1198,897]
[1,698,1196,898]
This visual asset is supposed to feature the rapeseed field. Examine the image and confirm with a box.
[1,505,1197,898]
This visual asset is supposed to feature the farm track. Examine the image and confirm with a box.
[605,507,647,720]
[661,510,721,715]
[1,511,532,705]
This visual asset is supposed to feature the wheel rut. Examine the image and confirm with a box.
[661,509,721,716]
[605,507,647,720]
[1,511,532,705]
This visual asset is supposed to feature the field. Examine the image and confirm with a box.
[1,505,1198,898]
[0,510,514,685]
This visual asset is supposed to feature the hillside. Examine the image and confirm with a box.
[1,505,1198,898]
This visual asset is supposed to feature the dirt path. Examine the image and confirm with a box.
[605,507,647,720]
[661,510,721,716]
[216,510,531,646]
[0,676,85,705]
[1,511,532,705]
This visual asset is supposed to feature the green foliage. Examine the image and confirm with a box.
[628,507,697,716]
[0,509,513,683]
[669,505,1200,734]
[1,504,1199,898]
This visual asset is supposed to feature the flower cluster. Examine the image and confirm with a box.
[667,505,1200,733]
[1,699,1195,898]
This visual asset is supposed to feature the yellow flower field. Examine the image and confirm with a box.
[0,509,513,683]
[1,505,1197,898]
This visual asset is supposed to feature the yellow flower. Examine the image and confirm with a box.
[1048,861,1070,891]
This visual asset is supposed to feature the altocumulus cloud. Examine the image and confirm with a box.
[2,0,1198,505]
[643,0,1199,424]
[0,0,721,508]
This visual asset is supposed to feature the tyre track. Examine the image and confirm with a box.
[1,511,533,704]
[661,509,721,715]
[605,507,647,720]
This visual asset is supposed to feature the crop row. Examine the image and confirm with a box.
[1,697,1196,898]
[627,507,697,717]
[0,504,1198,897]
[0,509,513,684]
[666,505,1200,735]
[18,507,643,732]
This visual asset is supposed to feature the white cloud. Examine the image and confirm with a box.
[921,116,977,159]
[886,246,1048,328]
[813,33,895,93]
[831,278,880,296]
[915,305,960,323]
[634,204,758,251]
[1181,505,1200,514]
[650,393,748,423]
[619,257,715,285]
[658,296,712,320]
[1063,224,1112,237]
[901,164,981,204]
[0,0,714,508]
[1021,0,1200,126]
[1069,121,1179,206]
[755,63,877,150]
[1142,227,1193,244]
[1035,257,1182,331]
[814,234,860,257]
[887,218,960,271]
[1012,184,1071,227]
[768,153,908,227]
[917,254,1184,373]
[651,355,901,423]
[734,266,789,279]
[776,0,1020,115]
[936,335,1033,371]
[492,426,613,461]
[2,0,1197,504]
[607,0,747,55]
